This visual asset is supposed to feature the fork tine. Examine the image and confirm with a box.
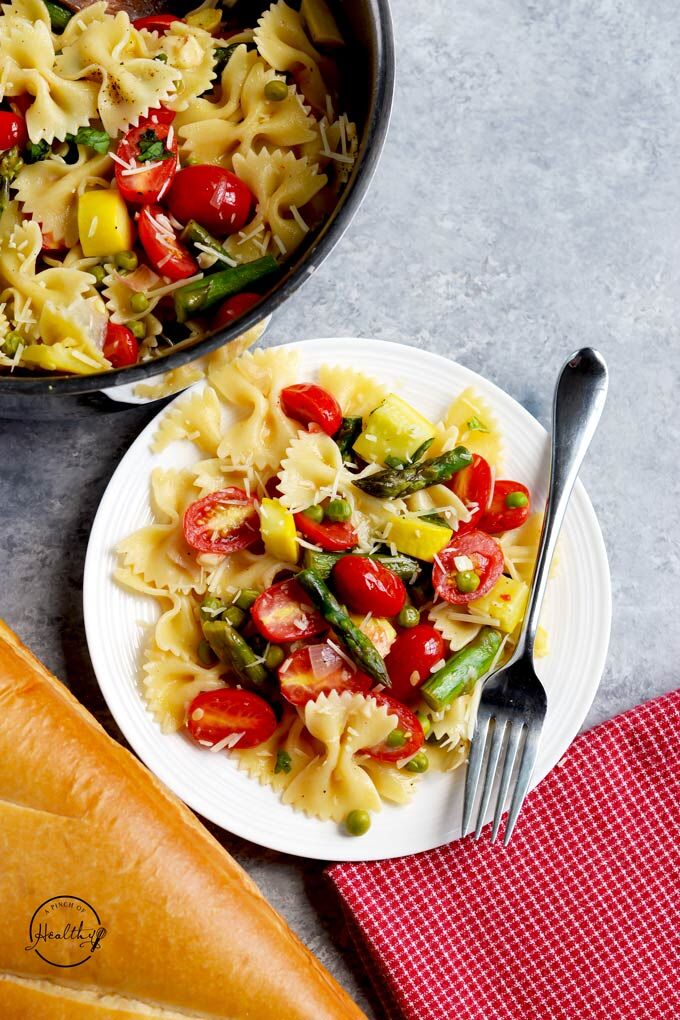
[490,722,524,843]
[462,712,491,836]
[474,718,507,839]
[503,724,542,845]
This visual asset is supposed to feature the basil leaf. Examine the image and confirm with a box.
[137,129,173,163]
[24,140,50,164]
[66,127,111,154]
[466,415,489,433]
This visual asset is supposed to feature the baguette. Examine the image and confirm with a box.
[0,620,366,1019]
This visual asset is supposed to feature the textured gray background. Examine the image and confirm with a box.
[1,0,679,1016]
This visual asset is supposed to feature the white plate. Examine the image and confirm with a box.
[84,338,611,861]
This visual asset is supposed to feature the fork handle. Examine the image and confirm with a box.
[518,348,608,661]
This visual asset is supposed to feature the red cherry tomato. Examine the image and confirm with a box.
[331,556,406,617]
[167,165,253,235]
[0,111,27,152]
[294,512,357,552]
[186,688,277,749]
[477,480,531,534]
[142,107,176,126]
[183,487,259,555]
[115,121,178,206]
[432,530,504,605]
[137,204,198,281]
[362,693,424,762]
[251,579,326,643]
[450,454,493,535]
[384,625,446,704]
[9,94,31,118]
[280,383,342,436]
[103,323,138,368]
[211,293,261,331]
[278,642,372,706]
[133,13,184,32]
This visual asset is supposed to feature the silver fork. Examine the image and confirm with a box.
[462,347,608,845]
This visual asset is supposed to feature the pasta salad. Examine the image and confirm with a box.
[0,0,356,375]
[116,347,551,835]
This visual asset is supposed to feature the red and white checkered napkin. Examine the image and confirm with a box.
[328,690,680,1020]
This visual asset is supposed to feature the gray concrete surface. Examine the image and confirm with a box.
[1,1,679,1016]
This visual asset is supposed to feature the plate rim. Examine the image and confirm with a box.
[83,336,612,861]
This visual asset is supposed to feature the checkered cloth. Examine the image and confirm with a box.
[328,689,680,1020]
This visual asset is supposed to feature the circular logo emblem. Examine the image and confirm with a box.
[25,897,106,968]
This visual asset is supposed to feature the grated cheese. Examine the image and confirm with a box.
[120,161,162,177]
[87,216,98,238]
[290,204,309,233]
[193,241,237,267]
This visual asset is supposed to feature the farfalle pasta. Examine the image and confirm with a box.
[116,349,555,833]
[0,0,358,375]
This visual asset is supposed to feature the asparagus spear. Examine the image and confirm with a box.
[421,627,502,712]
[181,220,234,265]
[174,256,278,321]
[202,619,268,687]
[45,0,72,32]
[302,549,421,583]
[353,446,472,499]
[295,569,390,685]
[334,416,363,460]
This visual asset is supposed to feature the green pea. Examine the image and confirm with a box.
[89,264,106,287]
[345,809,371,836]
[302,504,324,523]
[130,291,149,313]
[223,605,246,628]
[455,570,480,594]
[200,596,226,621]
[385,727,408,749]
[398,605,420,628]
[405,750,429,773]
[264,78,289,102]
[197,639,215,667]
[264,644,285,670]
[1,331,23,356]
[130,319,146,340]
[415,711,431,737]
[235,588,259,611]
[114,249,138,272]
[325,498,351,522]
[274,750,292,774]
[505,490,529,508]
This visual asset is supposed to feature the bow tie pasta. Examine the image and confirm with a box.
[0,0,357,375]
[116,348,554,836]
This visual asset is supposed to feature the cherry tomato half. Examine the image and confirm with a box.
[133,13,184,32]
[211,292,261,331]
[103,322,138,368]
[294,512,357,552]
[115,121,178,206]
[432,530,504,605]
[278,642,372,706]
[477,480,531,534]
[167,165,253,236]
[186,688,277,749]
[362,693,424,763]
[384,625,446,704]
[332,556,406,617]
[280,383,342,436]
[142,107,176,126]
[137,204,198,281]
[450,454,493,535]
[183,487,259,555]
[0,111,27,152]
[251,578,326,643]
